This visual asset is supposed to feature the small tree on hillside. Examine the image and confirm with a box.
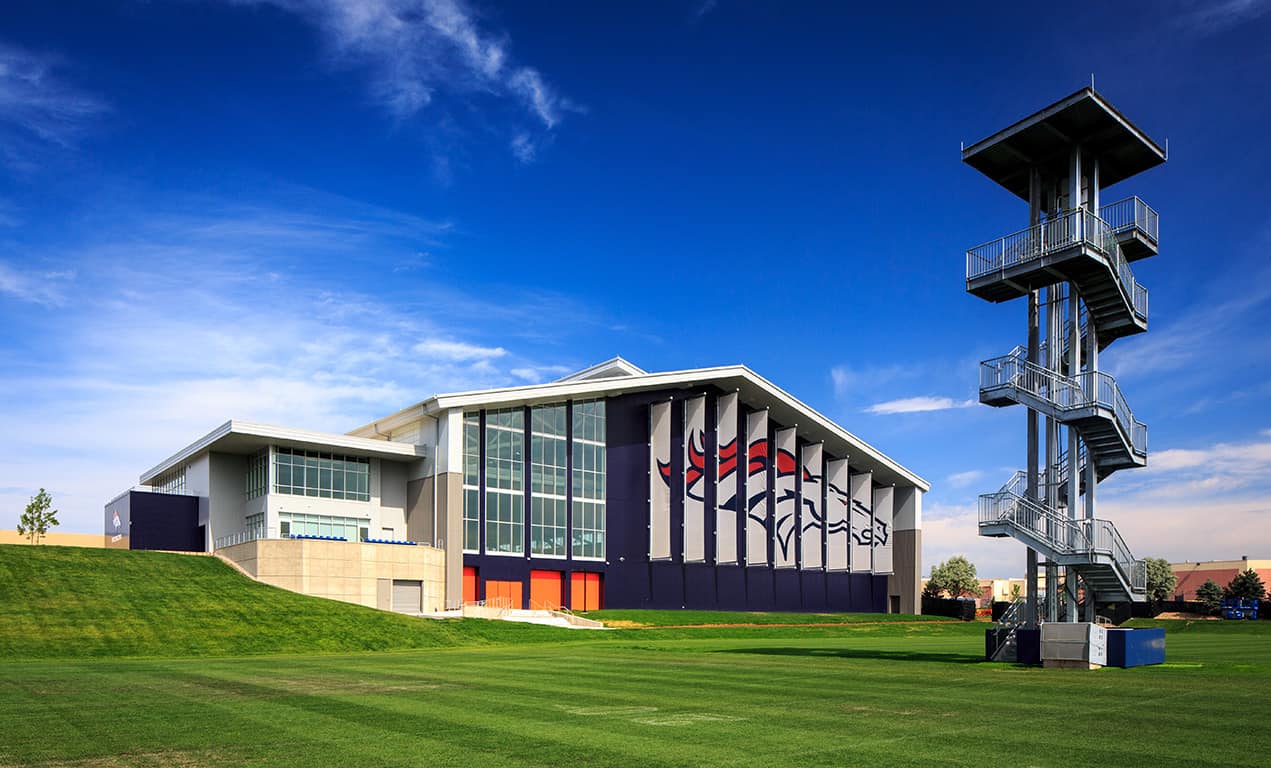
[1196,579,1224,614]
[17,489,59,545]
[927,556,980,599]
[1143,557,1177,603]
[1223,569,1266,601]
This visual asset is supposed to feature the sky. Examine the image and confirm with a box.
[1,0,1269,578]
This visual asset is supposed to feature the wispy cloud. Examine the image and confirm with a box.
[509,364,572,383]
[1173,0,1271,35]
[946,469,984,488]
[232,0,577,161]
[0,189,604,534]
[413,338,507,361]
[690,1,719,21]
[864,396,976,415]
[0,262,76,306]
[0,43,107,170]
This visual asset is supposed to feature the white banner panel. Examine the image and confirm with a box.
[850,472,873,572]
[872,485,894,575]
[745,409,769,566]
[715,392,739,564]
[683,395,707,563]
[649,401,672,560]
[800,443,824,570]
[773,427,797,568]
[825,458,849,572]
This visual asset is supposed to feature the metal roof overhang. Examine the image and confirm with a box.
[962,88,1166,201]
[139,420,424,485]
[356,366,930,492]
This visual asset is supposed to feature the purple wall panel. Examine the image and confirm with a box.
[684,563,717,608]
[801,571,828,611]
[745,568,776,611]
[466,386,893,614]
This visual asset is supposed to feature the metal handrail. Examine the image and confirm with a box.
[979,484,1145,594]
[1101,196,1159,245]
[980,349,1147,457]
[966,207,1148,321]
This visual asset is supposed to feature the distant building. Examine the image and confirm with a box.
[1172,558,1271,600]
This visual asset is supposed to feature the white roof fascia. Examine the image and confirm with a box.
[555,356,647,383]
[372,366,927,491]
[140,419,424,485]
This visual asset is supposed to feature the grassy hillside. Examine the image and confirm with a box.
[0,544,566,659]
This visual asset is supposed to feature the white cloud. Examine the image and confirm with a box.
[232,0,577,160]
[864,396,976,415]
[946,469,984,488]
[0,262,76,306]
[0,43,107,170]
[1174,0,1271,34]
[509,133,536,163]
[0,193,601,535]
[509,365,571,383]
[413,338,507,361]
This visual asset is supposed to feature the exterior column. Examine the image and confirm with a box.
[890,487,922,615]
[1025,166,1041,627]
[1065,286,1081,622]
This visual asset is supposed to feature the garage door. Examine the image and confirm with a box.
[392,579,422,613]
[485,580,523,610]
[530,570,562,610]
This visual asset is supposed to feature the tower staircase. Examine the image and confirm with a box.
[961,88,1166,623]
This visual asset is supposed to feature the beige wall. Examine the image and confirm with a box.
[437,471,462,609]
[0,530,107,547]
[218,538,445,613]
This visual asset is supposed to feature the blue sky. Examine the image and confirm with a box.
[2,0,1269,577]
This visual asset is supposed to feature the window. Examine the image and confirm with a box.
[246,449,268,500]
[279,511,368,541]
[245,512,265,539]
[153,466,187,494]
[530,405,568,557]
[572,400,606,559]
[273,448,370,501]
[462,412,480,552]
[484,408,524,554]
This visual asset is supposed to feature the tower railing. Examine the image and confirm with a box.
[978,480,1146,595]
[966,208,1148,320]
[980,348,1147,457]
[1101,196,1159,246]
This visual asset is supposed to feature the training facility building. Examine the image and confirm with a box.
[105,358,929,614]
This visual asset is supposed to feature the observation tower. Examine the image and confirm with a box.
[963,88,1164,637]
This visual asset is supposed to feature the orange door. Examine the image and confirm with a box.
[462,567,478,604]
[586,573,603,610]
[570,572,604,611]
[530,570,563,610]
[485,580,523,609]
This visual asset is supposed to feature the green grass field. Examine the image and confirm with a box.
[1,545,1268,766]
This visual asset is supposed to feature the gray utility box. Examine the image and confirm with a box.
[1041,622,1107,669]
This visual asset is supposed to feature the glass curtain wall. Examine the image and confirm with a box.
[571,400,606,559]
[530,405,568,557]
[484,408,525,554]
[462,413,481,552]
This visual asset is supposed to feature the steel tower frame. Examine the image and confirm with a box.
[962,88,1165,629]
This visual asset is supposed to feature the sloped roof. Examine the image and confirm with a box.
[351,363,929,491]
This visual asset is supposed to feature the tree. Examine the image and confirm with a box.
[1143,557,1177,603]
[1196,579,1223,614]
[926,556,980,599]
[1223,569,1266,601]
[17,489,59,545]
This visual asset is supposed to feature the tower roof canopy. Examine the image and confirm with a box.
[962,87,1165,200]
